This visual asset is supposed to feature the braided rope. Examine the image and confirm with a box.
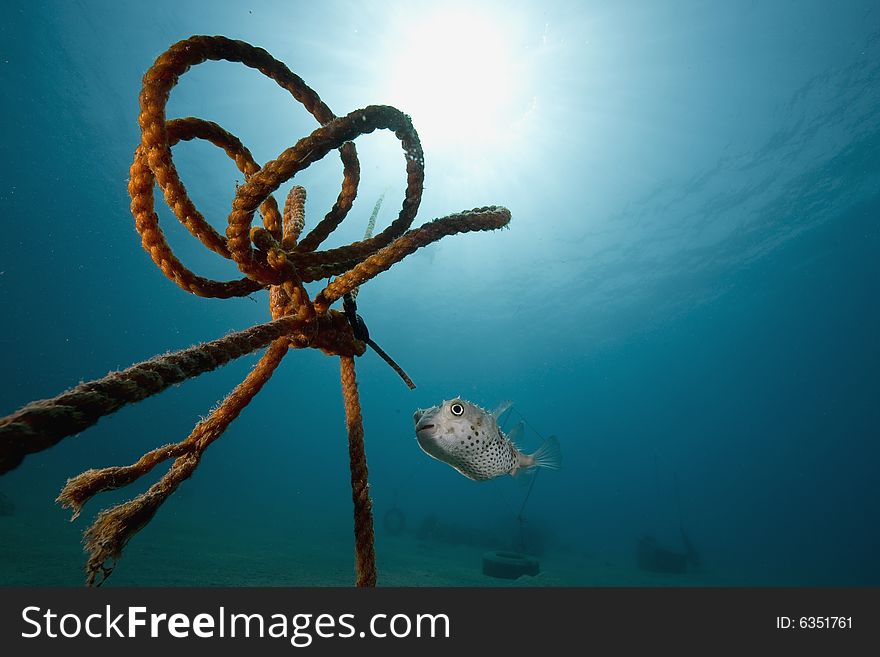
[340,356,376,587]
[0,314,320,474]
[0,35,511,586]
[73,338,290,586]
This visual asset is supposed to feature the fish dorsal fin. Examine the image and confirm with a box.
[491,400,513,420]
[505,421,524,448]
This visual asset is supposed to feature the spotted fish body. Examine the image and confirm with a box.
[413,399,561,481]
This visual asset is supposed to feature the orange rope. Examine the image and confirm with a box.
[340,356,377,586]
[0,35,511,586]
[72,338,290,586]
[0,313,328,474]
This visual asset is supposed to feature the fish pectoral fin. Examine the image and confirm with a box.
[506,421,524,447]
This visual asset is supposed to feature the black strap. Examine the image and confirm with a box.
[343,293,416,389]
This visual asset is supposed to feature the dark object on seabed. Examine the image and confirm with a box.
[0,491,14,517]
[482,550,540,579]
[637,535,698,574]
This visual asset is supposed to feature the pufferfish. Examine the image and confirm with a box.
[413,399,561,481]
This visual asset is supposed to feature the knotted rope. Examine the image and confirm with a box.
[0,35,510,586]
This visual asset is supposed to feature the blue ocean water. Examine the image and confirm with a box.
[0,0,877,586]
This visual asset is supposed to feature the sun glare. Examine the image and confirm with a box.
[384,8,533,155]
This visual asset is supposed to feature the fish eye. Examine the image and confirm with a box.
[450,402,464,417]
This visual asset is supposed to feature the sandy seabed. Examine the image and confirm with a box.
[0,513,726,587]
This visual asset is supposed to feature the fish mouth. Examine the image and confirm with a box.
[415,421,436,440]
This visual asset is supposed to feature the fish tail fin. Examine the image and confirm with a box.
[529,436,562,471]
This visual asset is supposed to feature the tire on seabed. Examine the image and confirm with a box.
[482,550,540,579]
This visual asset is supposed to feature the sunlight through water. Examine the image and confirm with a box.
[381,6,539,163]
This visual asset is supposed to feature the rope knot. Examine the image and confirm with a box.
[0,34,512,588]
[295,310,366,358]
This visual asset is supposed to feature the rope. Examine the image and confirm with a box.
[0,313,324,474]
[315,206,509,312]
[74,338,290,586]
[0,34,511,587]
[499,407,544,553]
[350,189,385,301]
[340,356,377,587]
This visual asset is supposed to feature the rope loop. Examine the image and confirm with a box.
[0,35,512,588]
